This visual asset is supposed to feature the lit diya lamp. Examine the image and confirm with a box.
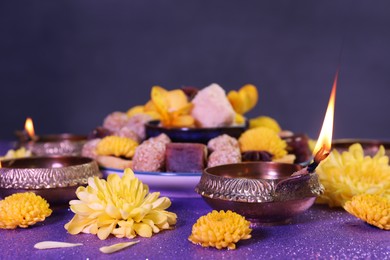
[296,70,337,175]
[20,118,87,156]
[196,72,338,224]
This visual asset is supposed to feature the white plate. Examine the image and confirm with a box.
[100,167,202,198]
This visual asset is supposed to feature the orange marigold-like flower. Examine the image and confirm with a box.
[316,143,390,207]
[0,192,52,229]
[344,194,390,230]
[188,210,252,250]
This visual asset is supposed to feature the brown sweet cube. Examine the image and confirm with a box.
[165,143,207,173]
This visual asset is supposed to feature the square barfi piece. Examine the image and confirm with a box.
[165,143,207,173]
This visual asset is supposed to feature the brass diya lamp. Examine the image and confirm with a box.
[197,71,338,225]
[332,138,390,157]
[0,156,101,204]
[17,118,87,156]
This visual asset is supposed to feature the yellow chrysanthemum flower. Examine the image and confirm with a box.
[64,169,177,240]
[0,192,52,229]
[189,210,251,250]
[344,194,390,230]
[0,147,32,161]
[249,116,281,133]
[239,127,288,159]
[96,136,138,158]
[316,143,390,207]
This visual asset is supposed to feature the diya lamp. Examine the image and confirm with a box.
[196,72,338,225]
[18,117,87,156]
[0,156,102,204]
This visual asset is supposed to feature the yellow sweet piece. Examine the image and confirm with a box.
[239,127,288,159]
[316,143,390,207]
[65,169,177,240]
[188,210,251,250]
[249,116,281,133]
[151,86,194,127]
[0,193,52,229]
[227,84,258,115]
[96,136,138,158]
[344,194,390,230]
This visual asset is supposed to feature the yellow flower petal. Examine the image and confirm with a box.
[227,84,258,115]
[34,241,83,250]
[99,241,139,254]
[134,223,153,237]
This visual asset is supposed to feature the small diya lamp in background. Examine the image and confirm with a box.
[17,118,87,156]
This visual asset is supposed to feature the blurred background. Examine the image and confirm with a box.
[1,0,390,140]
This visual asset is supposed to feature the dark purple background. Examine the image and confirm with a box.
[1,1,390,140]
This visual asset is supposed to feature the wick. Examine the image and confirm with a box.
[307,146,330,173]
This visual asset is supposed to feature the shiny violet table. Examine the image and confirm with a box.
[0,141,389,259]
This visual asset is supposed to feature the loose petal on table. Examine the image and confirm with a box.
[99,241,140,254]
[34,241,83,250]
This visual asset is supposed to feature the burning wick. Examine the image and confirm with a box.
[292,70,337,176]
[307,146,330,173]
[25,117,37,141]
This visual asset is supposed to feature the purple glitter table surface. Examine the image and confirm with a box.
[0,199,389,260]
[1,141,389,259]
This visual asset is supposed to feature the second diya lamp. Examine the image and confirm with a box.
[17,118,87,156]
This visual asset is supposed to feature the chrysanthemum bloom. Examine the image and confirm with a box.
[188,210,252,250]
[344,194,390,230]
[239,127,294,162]
[316,143,390,207]
[0,192,52,229]
[64,168,177,240]
[249,116,281,133]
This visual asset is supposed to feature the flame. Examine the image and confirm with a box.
[25,117,35,139]
[0,161,2,168]
[313,71,338,160]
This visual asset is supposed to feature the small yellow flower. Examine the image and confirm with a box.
[316,143,390,207]
[188,210,252,250]
[344,194,390,230]
[64,168,177,240]
[0,192,52,229]
[0,147,32,161]
[239,127,288,159]
[96,136,138,158]
[249,116,281,133]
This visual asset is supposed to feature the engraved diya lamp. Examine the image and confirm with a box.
[332,139,390,157]
[0,156,102,205]
[197,71,338,225]
[17,118,87,156]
